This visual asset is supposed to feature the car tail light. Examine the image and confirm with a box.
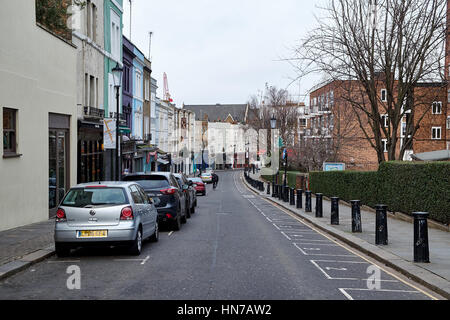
[166,213,173,219]
[120,206,134,220]
[161,187,177,195]
[56,208,66,222]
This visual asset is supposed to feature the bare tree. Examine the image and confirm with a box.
[293,0,446,163]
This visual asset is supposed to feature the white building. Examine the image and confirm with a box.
[0,1,77,231]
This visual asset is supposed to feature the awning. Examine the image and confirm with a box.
[157,159,169,165]
[411,150,450,161]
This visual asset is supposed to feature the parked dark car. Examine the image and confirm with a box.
[174,173,197,214]
[188,177,206,196]
[122,173,188,231]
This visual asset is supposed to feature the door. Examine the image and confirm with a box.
[49,130,69,218]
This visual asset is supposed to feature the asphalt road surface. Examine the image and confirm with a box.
[0,171,440,300]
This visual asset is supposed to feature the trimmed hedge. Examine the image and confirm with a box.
[310,171,380,208]
[262,171,305,188]
[309,161,450,225]
[378,162,450,225]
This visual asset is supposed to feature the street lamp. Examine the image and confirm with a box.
[270,114,278,188]
[112,62,123,181]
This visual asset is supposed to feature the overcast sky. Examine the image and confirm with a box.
[122,0,321,106]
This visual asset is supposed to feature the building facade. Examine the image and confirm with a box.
[103,0,123,180]
[306,80,448,171]
[73,0,106,184]
[0,0,77,231]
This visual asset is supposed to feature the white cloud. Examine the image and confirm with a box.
[123,0,319,105]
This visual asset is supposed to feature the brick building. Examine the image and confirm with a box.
[303,79,448,171]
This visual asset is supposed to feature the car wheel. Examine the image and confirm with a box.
[149,221,159,243]
[182,208,189,222]
[129,228,143,256]
[173,215,182,231]
[185,203,191,219]
[55,243,70,258]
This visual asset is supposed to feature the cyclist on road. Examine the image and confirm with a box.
[212,173,219,190]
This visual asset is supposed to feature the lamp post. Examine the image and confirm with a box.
[112,62,123,181]
[283,147,288,187]
[270,114,277,188]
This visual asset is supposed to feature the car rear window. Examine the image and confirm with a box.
[123,175,170,189]
[189,178,203,183]
[62,188,128,208]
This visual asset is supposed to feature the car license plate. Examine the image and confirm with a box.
[77,230,108,238]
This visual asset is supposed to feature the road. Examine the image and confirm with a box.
[0,171,439,300]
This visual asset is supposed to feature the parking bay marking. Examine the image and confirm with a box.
[241,172,440,301]
[294,243,356,257]
[339,288,422,301]
[310,260,399,283]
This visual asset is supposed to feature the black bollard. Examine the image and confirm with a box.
[413,212,430,263]
[267,183,271,195]
[278,185,282,201]
[375,205,388,245]
[297,189,303,209]
[290,188,295,206]
[305,191,312,212]
[351,200,362,233]
[330,197,340,225]
[315,193,323,218]
[272,182,276,197]
[285,186,290,203]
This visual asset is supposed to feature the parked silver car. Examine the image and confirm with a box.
[54,182,159,257]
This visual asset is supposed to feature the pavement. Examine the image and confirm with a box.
[0,219,55,280]
[245,171,450,299]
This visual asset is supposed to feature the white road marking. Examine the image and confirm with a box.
[240,171,440,300]
[280,231,292,241]
[141,255,150,265]
[339,288,354,300]
[339,287,421,301]
[168,231,174,237]
[294,243,355,257]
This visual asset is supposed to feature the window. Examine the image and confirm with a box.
[382,139,388,153]
[145,79,150,101]
[3,108,17,156]
[432,102,442,115]
[135,70,142,99]
[447,117,450,130]
[129,185,144,204]
[299,118,307,127]
[432,127,442,140]
[110,10,121,60]
[381,114,389,128]
[381,89,387,102]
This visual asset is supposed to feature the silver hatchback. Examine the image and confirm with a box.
[54,182,159,257]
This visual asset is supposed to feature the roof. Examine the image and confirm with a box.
[411,150,450,161]
[183,104,248,123]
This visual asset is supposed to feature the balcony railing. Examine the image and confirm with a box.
[83,106,105,120]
